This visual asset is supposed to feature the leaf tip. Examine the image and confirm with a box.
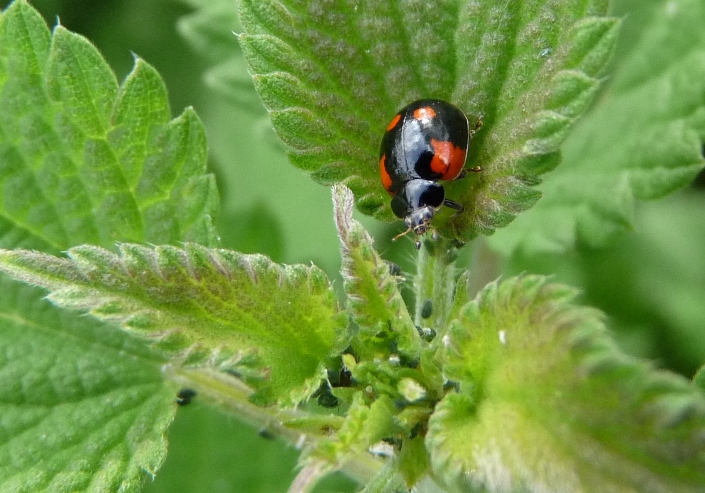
[332,183,355,230]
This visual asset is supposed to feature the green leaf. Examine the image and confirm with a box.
[176,1,261,109]
[557,192,705,373]
[428,275,705,492]
[358,462,407,493]
[332,184,417,356]
[490,0,705,256]
[0,0,218,253]
[176,2,240,63]
[311,393,397,467]
[499,184,705,375]
[396,436,429,487]
[0,279,175,493]
[0,2,221,490]
[0,243,346,404]
[695,366,705,393]
[177,1,269,115]
[238,0,618,242]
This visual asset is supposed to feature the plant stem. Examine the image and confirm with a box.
[288,461,329,493]
[413,237,460,331]
[166,366,305,443]
[165,366,384,485]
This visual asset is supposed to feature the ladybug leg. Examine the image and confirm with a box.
[443,199,464,213]
[471,115,484,135]
[454,165,483,180]
[452,117,484,180]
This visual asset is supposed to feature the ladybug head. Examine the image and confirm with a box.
[391,180,445,248]
[404,206,435,236]
[391,206,436,249]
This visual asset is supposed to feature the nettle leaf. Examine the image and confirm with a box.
[332,184,417,356]
[358,462,407,493]
[177,1,240,63]
[238,0,618,241]
[0,243,345,404]
[176,0,261,110]
[427,275,705,492]
[449,2,618,241]
[0,0,218,254]
[490,0,705,255]
[695,366,705,393]
[0,2,222,490]
[0,278,175,493]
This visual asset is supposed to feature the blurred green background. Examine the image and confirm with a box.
[4,0,704,491]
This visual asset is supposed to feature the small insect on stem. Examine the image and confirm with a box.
[176,388,197,406]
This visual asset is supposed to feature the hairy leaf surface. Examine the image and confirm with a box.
[0,1,222,490]
[333,184,417,356]
[0,0,218,253]
[490,0,705,255]
[0,277,175,493]
[0,243,345,404]
[428,275,705,492]
[238,0,618,242]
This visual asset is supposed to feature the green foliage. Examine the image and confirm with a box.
[333,184,417,355]
[357,463,406,493]
[429,275,705,492]
[507,191,705,375]
[0,1,219,491]
[176,0,253,107]
[0,243,347,404]
[0,1,218,252]
[490,0,705,255]
[0,278,174,493]
[237,0,619,242]
[695,366,705,393]
[311,393,396,468]
[300,187,446,486]
[2,0,705,492]
[142,407,301,493]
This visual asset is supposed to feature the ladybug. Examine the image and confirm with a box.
[379,99,481,248]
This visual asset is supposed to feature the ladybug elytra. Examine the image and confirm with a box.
[379,99,481,248]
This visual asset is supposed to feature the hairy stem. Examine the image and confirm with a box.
[288,461,330,493]
[414,237,461,331]
[166,366,306,443]
[165,365,383,485]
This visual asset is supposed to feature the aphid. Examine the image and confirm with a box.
[311,379,339,408]
[420,299,433,319]
[175,388,197,406]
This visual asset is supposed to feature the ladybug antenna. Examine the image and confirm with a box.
[392,227,424,250]
[392,227,413,243]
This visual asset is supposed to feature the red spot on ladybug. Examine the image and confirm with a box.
[386,114,401,131]
[379,154,393,193]
[413,106,437,121]
[429,138,467,181]
[378,99,482,247]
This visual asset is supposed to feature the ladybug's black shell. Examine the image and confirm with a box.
[379,99,470,202]
[390,179,444,219]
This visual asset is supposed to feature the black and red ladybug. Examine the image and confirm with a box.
[379,99,481,248]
